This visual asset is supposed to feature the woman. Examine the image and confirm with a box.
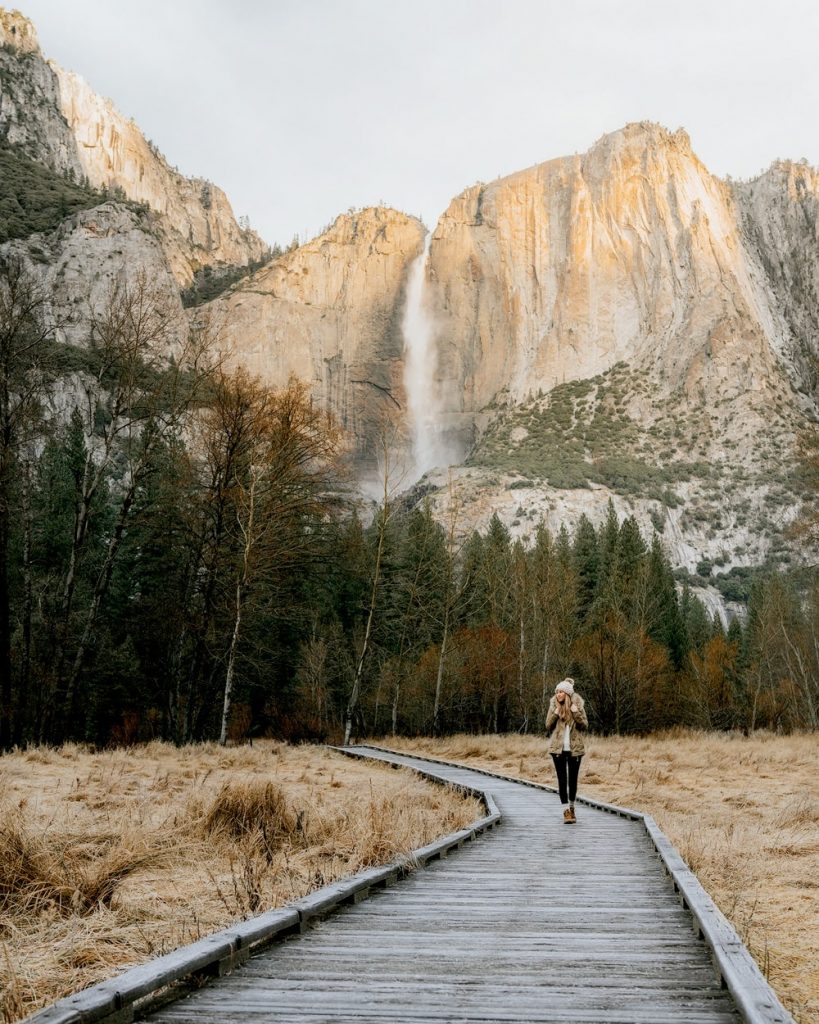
[545,678,588,824]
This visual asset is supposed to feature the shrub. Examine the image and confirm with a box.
[712,566,756,602]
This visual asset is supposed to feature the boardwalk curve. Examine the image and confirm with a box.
[27,745,794,1024]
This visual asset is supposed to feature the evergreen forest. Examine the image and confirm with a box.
[1,257,817,751]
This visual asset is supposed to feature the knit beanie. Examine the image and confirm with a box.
[555,679,574,695]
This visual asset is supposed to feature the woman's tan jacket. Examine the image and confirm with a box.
[545,692,588,756]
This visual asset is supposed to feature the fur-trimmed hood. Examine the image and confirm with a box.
[545,691,588,756]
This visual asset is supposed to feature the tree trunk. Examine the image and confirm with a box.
[166,548,202,743]
[220,578,244,745]
[220,470,257,746]
[344,578,379,746]
[779,617,818,728]
[391,680,400,735]
[517,614,527,732]
[372,674,383,736]
[432,617,449,736]
[60,483,136,738]
[179,468,236,745]
[0,404,12,750]
[18,456,33,746]
[540,639,549,723]
[56,432,118,664]
[50,450,108,723]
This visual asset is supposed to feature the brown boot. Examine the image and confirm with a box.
[563,808,572,824]
[568,805,577,823]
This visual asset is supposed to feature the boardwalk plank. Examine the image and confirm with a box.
[154,1013,742,1024]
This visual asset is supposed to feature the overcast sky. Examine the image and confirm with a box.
[18,0,819,247]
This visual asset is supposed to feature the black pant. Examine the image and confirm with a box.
[551,752,582,804]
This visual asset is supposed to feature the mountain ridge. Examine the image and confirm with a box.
[0,8,267,283]
[1,7,816,602]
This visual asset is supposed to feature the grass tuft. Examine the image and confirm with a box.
[201,780,297,855]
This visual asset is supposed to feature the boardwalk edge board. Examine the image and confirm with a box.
[21,753,501,1024]
[357,743,794,1024]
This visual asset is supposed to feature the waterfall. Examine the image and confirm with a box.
[402,233,449,480]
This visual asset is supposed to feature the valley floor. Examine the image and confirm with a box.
[0,741,480,1022]
[385,730,819,1024]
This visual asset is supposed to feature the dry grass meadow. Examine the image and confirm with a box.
[386,731,819,1024]
[0,741,481,1022]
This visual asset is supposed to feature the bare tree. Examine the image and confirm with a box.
[191,370,342,745]
[295,624,333,735]
[773,580,818,730]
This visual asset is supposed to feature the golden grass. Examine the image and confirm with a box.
[0,741,480,1022]
[385,731,818,1024]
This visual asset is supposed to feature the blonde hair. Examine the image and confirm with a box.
[556,691,574,722]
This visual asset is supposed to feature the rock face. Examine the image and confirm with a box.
[427,123,805,421]
[733,160,819,385]
[0,9,266,284]
[5,203,184,346]
[0,11,83,176]
[0,8,38,51]
[401,125,819,580]
[200,122,818,575]
[212,207,425,472]
[51,65,267,282]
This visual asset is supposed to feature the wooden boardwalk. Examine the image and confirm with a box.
[144,746,745,1024]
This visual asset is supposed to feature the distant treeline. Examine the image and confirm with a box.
[180,251,280,308]
[0,141,137,244]
[0,257,817,749]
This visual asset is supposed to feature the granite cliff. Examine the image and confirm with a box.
[426,123,810,427]
[0,9,266,284]
[212,207,425,470]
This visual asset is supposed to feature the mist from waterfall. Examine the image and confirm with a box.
[402,232,451,482]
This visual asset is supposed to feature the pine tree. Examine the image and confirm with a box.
[377,501,448,733]
[530,523,578,724]
[615,515,647,619]
[116,434,197,741]
[646,535,687,670]
[683,588,711,656]
[597,500,620,593]
[459,529,486,628]
[572,513,599,623]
